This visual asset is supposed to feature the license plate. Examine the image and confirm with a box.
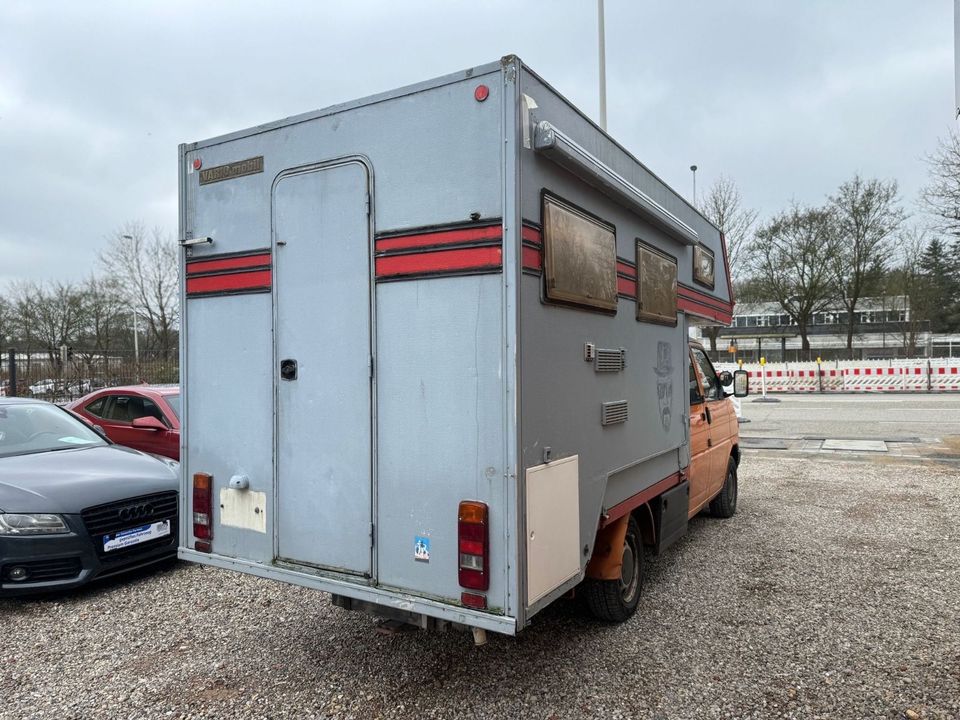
[103,520,171,552]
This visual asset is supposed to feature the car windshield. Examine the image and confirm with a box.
[0,403,107,458]
[165,394,180,421]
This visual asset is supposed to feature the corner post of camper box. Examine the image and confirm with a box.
[176,142,191,550]
[500,54,524,630]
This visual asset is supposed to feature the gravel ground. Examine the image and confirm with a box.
[2,456,958,720]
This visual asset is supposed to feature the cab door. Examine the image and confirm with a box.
[687,351,713,514]
[690,347,735,501]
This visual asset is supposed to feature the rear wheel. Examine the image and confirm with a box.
[710,456,738,518]
[583,515,643,623]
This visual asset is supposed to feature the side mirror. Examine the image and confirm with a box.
[718,370,733,386]
[132,416,167,431]
[733,370,749,398]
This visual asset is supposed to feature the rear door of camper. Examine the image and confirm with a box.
[273,160,374,576]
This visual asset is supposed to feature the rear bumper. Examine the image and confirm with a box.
[179,547,518,635]
[0,518,177,597]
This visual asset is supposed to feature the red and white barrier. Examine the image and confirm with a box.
[900,366,928,392]
[737,360,960,393]
[930,364,960,392]
[820,368,844,392]
[843,367,901,392]
[787,368,817,392]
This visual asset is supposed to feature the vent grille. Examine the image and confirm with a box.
[601,400,629,426]
[81,491,178,537]
[595,348,626,372]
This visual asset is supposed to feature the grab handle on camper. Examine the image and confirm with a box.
[280,358,298,381]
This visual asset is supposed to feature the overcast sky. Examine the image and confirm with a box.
[0,1,952,288]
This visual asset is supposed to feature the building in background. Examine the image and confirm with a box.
[693,296,960,361]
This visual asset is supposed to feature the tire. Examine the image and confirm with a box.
[583,515,643,623]
[710,456,739,519]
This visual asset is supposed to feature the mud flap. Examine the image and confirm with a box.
[652,480,689,555]
[584,514,630,581]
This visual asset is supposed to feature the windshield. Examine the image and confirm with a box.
[0,403,107,458]
[165,394,180,421]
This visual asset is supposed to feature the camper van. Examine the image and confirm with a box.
[178,56,747,641]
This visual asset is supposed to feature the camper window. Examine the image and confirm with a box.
[693,244,715,289]
[541,193,617,312]
[636,241,678,326]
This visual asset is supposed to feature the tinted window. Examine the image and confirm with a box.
[689,359,703,405]
[165,394,180,421]
[85,397,106,418]
[691,348,721,401]
[103,395,166,424]
[140,398,165,423]
[0,403,106,458]
[102,396,132,422]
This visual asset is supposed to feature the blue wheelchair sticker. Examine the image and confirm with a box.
[414,536,431,562]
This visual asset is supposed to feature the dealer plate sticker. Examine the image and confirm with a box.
[103,520,171,552]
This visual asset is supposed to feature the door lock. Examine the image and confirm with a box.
[280,359,298,381]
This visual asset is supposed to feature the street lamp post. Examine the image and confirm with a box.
[598,0,607,131]
[690,164,698,205]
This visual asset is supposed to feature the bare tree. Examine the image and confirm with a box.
[78,275,128,354]
[698,176,758,352]
[8,281,88,367]
[748,205,838,355]
[921,130,960,236]
[699,175,758,280]
[100,222,179,358]
[883,226,928,355]
[0,296,11,345]
[828,175,904,356]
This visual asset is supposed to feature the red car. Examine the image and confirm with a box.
[68,385,180,460]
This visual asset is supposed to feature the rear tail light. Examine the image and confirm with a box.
[192,472,213,546]
[458,500,489,591]
[460,591,487,609]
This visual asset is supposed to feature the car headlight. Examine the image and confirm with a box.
[0,513,70,535]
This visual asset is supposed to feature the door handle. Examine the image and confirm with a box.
[280,358,298,381]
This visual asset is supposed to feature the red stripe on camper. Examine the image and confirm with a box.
[678,284,732,314]
[617,276,637,297]
[601,471,684,527]
[522,245,542,272]
[186,253,271,276]
[186,269,272,296]
[375,224,502,253]
[677,284,733,324]
[521,225,542,244]
[376,246,503,279]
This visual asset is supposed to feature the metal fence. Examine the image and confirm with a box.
[0,349,178,403]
